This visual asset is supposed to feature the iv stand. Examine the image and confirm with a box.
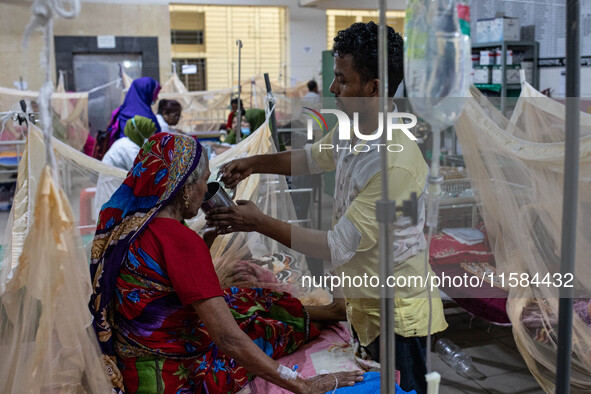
[556,0,580,392]
[235,39,243,144]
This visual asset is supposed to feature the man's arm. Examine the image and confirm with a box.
[220,150,310,189]
[220,127,336,188]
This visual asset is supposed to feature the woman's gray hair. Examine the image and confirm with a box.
[185,152,209,185]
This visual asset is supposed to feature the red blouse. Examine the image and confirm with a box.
[136,217,223,305]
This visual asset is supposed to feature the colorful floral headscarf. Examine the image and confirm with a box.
[89,132,203,389]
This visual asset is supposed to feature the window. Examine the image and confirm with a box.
[169,5,287,91]
[173,58,207,91]
[326,10,406,50]
[171,30,204,45]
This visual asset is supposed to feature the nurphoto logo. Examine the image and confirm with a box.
[303,107,418,153]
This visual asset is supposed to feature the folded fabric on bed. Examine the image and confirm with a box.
[442,227,485,245]
[429,231,494,268]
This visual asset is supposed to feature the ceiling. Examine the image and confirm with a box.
[298,0,406,11]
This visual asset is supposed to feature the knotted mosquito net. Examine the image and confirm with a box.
[455,83,591,392]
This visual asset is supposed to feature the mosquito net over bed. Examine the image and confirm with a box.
[454,82,591,393]
[157,72,308,133]
[0,84,89,151]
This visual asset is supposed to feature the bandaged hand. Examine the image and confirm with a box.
[205,200,263,234]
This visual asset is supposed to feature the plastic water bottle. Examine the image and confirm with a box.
[434,338,485,380]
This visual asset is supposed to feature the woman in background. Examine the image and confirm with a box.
[93,77,161,160]
[224,108,266,144]
[224,98,242,131]
[107,76,161,146]
[156,99,182,133]
[93,115,157,218]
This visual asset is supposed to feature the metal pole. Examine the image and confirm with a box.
[236,39,243,143]
[377,1,395,393]
[263,73,280,151]
[556,0,580,392]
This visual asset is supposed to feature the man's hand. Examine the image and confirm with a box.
[205,200,265,234]
[220,157,255,189]
[306,298,347,323]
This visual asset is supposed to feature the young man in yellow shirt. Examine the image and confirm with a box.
[206,22,447,394]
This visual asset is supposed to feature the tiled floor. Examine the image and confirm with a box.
[433,306,544,394]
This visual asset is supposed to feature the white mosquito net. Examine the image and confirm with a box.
[455,82,591,393]
[156,73,308,133]
[0,86,89,151]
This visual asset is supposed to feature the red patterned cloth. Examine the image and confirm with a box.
[112,218,318,393]
[429,231,494,267]
[116,287,317,393]
[429,230,510,325]
[90,133,204,391]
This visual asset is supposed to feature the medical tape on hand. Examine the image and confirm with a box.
[277,364,299,380]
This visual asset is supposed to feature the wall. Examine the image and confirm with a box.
[539,67,591,98]
[170,0,327,86]
[0,2,171,91]
[1,0,403,90]
[105,0,327,86]
[170,7,206,55]
[286,5,326,85]
[300,0,405,9]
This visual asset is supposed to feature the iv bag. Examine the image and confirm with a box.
[404,0,471,128]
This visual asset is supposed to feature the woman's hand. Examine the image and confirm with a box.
[205,200,265,234]
[202,227,220,249]
[299,371,364,393]
[194,297,364,394]
[220,157,256,189]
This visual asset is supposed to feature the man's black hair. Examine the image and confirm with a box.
[307,80,318,92]
[157,99,182,114]
[230,98,244,107]
[332,21,403,97]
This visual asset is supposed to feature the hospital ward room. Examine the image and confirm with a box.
[1,0,590,393]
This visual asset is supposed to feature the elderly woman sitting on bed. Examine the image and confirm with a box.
[89,132,363,393]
